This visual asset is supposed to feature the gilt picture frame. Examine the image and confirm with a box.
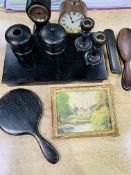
[51,84,118,139]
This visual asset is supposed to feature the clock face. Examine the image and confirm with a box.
[59,11,85,33]
[28,4,49,23]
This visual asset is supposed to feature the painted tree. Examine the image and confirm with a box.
[91,106,111,130]
[95,90,109,108]
[56,91,72,123]
[91,91,111,130]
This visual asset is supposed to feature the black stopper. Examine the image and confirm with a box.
[40,23,66,55]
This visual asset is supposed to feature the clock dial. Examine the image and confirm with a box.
[59,11,85,33]
[28,4,49,23]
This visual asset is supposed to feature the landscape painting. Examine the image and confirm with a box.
[51,85,117,138]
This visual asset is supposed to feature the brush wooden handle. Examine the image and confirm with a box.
[122,61,131,90]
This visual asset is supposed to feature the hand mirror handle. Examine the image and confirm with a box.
[33,131,59,164]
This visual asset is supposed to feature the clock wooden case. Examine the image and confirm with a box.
[59,0,87,33]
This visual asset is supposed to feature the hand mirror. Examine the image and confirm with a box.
[0,89,59,164]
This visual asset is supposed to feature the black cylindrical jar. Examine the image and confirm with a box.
[39,23,66,56]
[5,24,34,66]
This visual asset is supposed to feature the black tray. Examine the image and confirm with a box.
[2,34,107,85]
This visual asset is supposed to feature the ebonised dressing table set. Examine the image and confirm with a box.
[0,0,131,164]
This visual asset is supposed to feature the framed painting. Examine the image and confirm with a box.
[51,84,118,139]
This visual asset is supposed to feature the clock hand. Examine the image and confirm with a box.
[73,18,84,23]
[68,13,73,23]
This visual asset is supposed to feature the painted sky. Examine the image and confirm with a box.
[67,91,99,108]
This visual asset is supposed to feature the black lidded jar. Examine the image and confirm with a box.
[5,24,34,66]
[39,23,67,56]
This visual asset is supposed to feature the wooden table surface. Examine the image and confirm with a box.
[0,8,131,175]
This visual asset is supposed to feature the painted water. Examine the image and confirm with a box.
[58,123,94,134]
